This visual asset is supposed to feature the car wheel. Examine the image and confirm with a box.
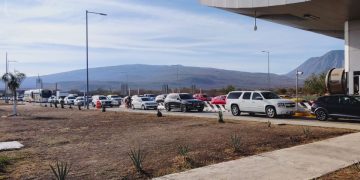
[266,106,277,118]
[181,105,187,112]
[315,109,328,121]
[231,105,241,116]
[165,104,171,112]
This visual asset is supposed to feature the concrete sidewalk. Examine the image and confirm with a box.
[155,132,360,180]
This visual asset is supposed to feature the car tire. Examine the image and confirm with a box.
[231,105,241,116]
[181,105,187,112]
[266,106,277,118]
[165,104,171,112]
[315,109,328,121]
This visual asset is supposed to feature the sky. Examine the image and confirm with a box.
[0,0,344,76]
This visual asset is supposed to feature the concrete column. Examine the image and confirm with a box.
[345,20,360,95]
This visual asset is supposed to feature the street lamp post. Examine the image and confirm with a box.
[261,51,270,90]
[296,69,304,111]
[85,10,107,109]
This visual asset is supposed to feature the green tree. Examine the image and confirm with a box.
[303,73,326,95]
[2,72,26,116]
[222,85,236,94]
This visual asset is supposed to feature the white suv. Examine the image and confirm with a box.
[131,96,158,110]
[226,91,296,118]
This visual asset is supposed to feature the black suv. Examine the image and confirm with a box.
[164,93,205,112]
[311,95,360,121]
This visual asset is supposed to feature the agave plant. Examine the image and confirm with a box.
[230,133,242,153]
[128,147,146,174]
[177,145,190,157]
[49,161,71,180]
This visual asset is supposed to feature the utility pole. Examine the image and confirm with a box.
[4,52,8,103]
[261,51,271,90]
[296,69,303,112]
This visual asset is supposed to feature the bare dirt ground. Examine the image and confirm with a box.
[318,164,360,180]
[0,104,355,179]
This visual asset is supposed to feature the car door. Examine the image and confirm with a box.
[339,96,360,117]
[240,92,252,112]
[251,92,265,112]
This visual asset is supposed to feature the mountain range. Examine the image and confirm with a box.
[1,50,345,91]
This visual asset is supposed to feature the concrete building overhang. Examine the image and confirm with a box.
[200,0,360,39]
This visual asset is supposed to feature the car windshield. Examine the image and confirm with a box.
[261,92,280,99]
[141,97,151,101]
[180,94,193,99]
[99,96,107,100]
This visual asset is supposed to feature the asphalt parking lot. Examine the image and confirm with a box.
[109,106,360,130]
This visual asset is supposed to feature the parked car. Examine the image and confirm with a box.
[107,95,122,107]
[92,95,112,107]
[74,97,85,106]
[48,96,57,103]
[64,96,76,105]
[164,93,205,112]
[155,94,167,103]
[311,95,360,121]
[131,96,158,110]
[144,94,157,101]
[193,93,211,101]
[226,91,296,118]
[211,95,226,105]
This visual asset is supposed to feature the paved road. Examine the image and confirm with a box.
[109,107,360,130]
[155,132,360,180]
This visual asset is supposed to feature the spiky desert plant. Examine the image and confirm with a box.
[218,111,224,123]
[303,127,312,138]
[177,145,189,157]
[49,161,71,180]
[128,147,146,174]
[352,161,360,172]
[230,133,242,153]
[267,120,272,128]
[0,156,11,173]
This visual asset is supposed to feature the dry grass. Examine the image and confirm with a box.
[318,163,360,180]
[0,105,355,179]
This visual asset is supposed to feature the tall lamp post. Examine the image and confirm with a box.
[85,10,107,109]
[261,50,270,90]
[296,69,303,111]
[4,52,17,103]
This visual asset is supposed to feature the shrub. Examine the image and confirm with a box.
[267,120,272,128]
[352,161,360,172]
[0,156,11,173]
[49,161,71,180]
[230,133,242,153]
[177,145,189,157]
[302,127,312,138]
[128,147,146,174]
[218,111,224,123]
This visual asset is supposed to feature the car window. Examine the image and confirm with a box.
[99,97,107,100]
[322,96,339,104]
[179,94,193,99]
[227,92,242,99]
[261,92,280,99]
[252,93,262,100]
[340,96,358,105]
[141,97,151,101]
[242,92,251,100]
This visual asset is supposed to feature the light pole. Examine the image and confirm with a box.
[4,52,17,103]
[296,69,303,111]
[86,10,107,109]
[261,51,270,90]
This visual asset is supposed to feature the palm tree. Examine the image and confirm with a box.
[2,72,26,116]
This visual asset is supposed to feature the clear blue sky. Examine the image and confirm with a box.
[0,0,343,76]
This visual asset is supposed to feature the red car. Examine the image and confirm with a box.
[193,94,211,101]
[211,95,226,105]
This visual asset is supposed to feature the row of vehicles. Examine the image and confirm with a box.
[48,94,122,108]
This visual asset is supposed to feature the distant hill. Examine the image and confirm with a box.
[19,64,295,91]
[286,50,344,78]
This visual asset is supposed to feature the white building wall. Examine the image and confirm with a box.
[345,20,360,95]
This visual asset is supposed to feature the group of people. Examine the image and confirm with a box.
[124,96,132,108]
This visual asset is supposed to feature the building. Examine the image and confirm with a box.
[201,0,360,95]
